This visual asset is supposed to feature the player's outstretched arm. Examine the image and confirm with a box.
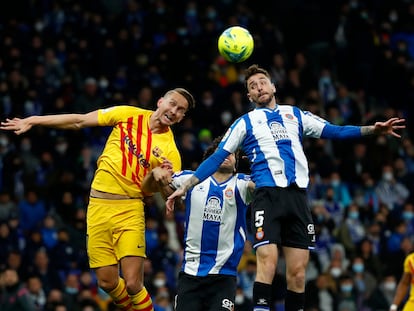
[361,117,406,137]
[0,111,99,135]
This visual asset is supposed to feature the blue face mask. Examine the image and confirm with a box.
[331,180,340,187]
[402,211,414,221]
[348,211,359,220]
[65,287,79,295]
[341,284,353,293]
[352,263,364,273]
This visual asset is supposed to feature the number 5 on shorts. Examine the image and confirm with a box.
[255,210,264,227]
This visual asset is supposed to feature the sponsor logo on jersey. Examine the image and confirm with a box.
[123,135,150,168]
[269,121,289,141]
[203,196,222,222]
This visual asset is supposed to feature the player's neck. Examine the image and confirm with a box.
[149,114,169,134]
[213,171,233,183]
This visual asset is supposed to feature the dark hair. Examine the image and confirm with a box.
[202,135,239,171]
[166,88,196,110]
[244,64,271,88]
[202,135,223,161]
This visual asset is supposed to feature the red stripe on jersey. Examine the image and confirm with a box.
[143,123,152,177]
[119,122,127,176]
[127,117,134,165]
[409,257,414,274]
[134,115,144,180]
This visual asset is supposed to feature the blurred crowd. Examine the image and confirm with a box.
[0,0,414,310]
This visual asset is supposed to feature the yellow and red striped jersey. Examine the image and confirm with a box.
[91,105,181,198]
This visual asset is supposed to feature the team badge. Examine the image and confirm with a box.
[225,188,233,198]
[256,227,264,240]
[152,146,162,157]
[285,113,294,119]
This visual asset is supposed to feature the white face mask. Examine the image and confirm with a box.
[382,172,393,181]
[330,267,342,278]
[153,278,166,288]
[383,281,396,291]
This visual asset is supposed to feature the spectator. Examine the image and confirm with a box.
[305,272,337,311]
[334,203,366,258]
[72,78,104,113]
[336,273,358,311]
[349,256,377,305]
[0,190,18,222]
[375,164,410,211]
[50,228,77,273]
[0,222,14,266]
[326,171,353,209]
[27,248,63,295]
[18,188,47,233]
[322,186,347,227]
[40,215,59,251]
[0,268,37,311]
[364,272,397,311]
[27,275,47,311]
[147,228,179,292]
[356,237,384,280]
[5,249,27,280]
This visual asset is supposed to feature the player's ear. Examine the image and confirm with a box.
[157,97,163,108]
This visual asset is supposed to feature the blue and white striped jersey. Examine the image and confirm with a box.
[171,170,252,277]
[218,105,360,188]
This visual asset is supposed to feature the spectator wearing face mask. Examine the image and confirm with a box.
[305,272,337,311]
[364,273,398,311]
[349,256,377,306]
[375,164,409,211]
[399,202,414,236]
[334,203,366,258]
[337,273,358,311]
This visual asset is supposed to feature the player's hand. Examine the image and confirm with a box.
[166,187,186,212]
[151,167,172,186]
[0,118,32,135]
[374,117,406,138]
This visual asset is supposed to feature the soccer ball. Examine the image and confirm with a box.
[218,26,254,63]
